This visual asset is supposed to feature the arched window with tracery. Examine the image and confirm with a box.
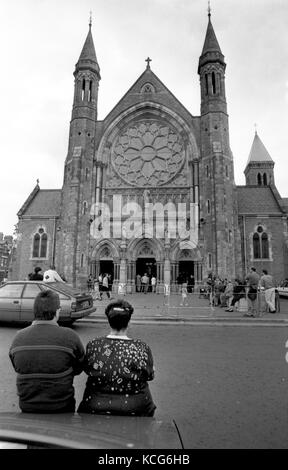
[253,226,269,259]
[32,228,48,258]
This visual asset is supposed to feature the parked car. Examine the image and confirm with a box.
[0,281,96,325]
[0,412,183,449]
[277,280,288,298]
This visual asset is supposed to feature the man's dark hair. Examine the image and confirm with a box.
[105,299,134,331]
[34,290,60,320]
[262,269,268,275]
[251,267,256,272]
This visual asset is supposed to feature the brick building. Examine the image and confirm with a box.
[0,233,13,282]
[10,13,288,289]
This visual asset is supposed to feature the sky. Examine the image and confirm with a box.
[0,0,287,237]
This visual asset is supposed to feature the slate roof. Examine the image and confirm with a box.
[75,24,100,75]
[18,189,61,217]
[201,16,223,55]
[246,132,274,165]
[237,186,284,214]
[281,197,288,212]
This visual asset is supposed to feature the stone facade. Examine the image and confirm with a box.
[10,16,288,289]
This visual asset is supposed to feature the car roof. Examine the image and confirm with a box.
[0,413,183,449]
[2,281,83,296]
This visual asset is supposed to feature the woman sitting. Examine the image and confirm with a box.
[78,299,156,416]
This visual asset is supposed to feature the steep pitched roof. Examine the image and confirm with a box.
[75,24,100,75]
[201,16,223,55]
[198,15,225,72]
[18,189,61,217]
[103,64,195,124]
[237,186,283,214]
[246,132,274,165]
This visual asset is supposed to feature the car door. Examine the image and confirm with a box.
[0,283,24,322]
[21,283,42,321]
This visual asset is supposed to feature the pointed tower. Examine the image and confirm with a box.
[57,20,100,286]
[244,131,275,186]
[198,8,236,279]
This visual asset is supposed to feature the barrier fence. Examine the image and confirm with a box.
[90,284,280,317]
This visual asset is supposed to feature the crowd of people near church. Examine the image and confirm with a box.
[200,267,279,317]
[87,273,113,300]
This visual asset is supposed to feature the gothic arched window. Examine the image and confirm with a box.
[32,228,48,259]
[205,74,209,95]
[253,226,269,259]
[207,199,211,214]
[263,173,267,186]
[253,233,260,259]
[257,173,262,186]
[81,79,85,101]
[211,72,216,94]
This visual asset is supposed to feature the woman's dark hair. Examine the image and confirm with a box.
[34,290,60,320]
[105,299,134,331]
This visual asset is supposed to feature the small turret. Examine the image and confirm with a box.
[244,131,275,186]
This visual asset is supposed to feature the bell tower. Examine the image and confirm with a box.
[57,19,101,286]
[198,8,237,279]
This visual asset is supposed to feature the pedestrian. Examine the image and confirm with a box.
[260,269,276,313]
[87,274,93,292]
[43,265,65,283]
[94,280,102,300]
[136,274,141,293]
[223,280,234,308]
[141,273,149,293]
[225,279,246,312]
[98,273,103,298]
[102,273,111,299]
[151,275,157,293]
[30,266,43,280]
[108,273,113,297]
[245,267,260,317]
[78,299,156,416]
[9,290,85,413]
[180,282,189,306]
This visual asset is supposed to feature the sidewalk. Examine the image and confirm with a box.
[78,292,288,326]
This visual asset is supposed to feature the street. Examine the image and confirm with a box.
[1,322,288,449]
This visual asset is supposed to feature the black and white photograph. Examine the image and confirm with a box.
[0,0,288,452]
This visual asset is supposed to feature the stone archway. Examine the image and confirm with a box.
[170,243,203,288]
[126,238,164,291]
[90,239,120,284]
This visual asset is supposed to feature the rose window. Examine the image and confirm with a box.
[112,121,185,186]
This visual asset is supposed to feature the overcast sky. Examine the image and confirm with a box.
[0,0,287,236]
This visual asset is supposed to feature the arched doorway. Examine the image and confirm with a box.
[170,245,203,291]
[90,241,119,287]
[99,246,114,281]
[136,242,156,276]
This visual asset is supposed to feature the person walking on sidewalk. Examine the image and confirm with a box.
[260,269,276,313]
[180,282,189,307]
[245,267,260,317]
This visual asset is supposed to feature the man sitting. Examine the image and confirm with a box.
[9,290,85,413]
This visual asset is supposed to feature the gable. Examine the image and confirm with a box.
[18,189,61,217]
[102,67,196,128]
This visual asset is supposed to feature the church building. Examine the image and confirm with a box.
[10,12,288,290]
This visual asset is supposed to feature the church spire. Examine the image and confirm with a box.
[198,8,227,115]
[198,8,224,71]
[75,19,100,76]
